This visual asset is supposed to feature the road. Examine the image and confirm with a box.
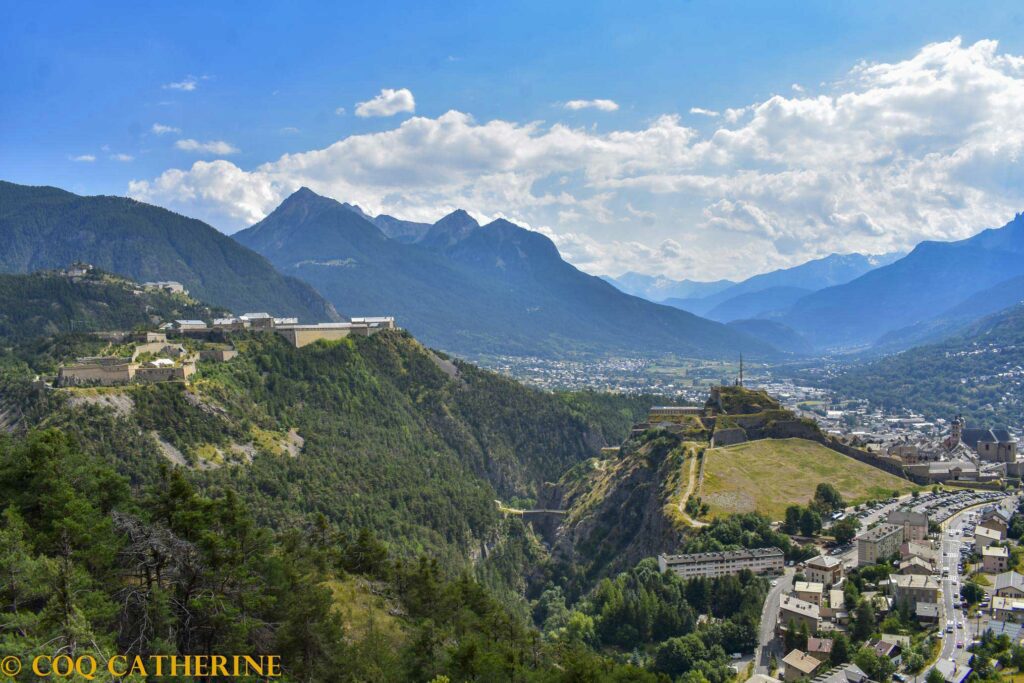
[928,493,1018,677]
[755,569,794,674]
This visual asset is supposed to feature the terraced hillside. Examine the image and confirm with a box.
[700,438,918,519]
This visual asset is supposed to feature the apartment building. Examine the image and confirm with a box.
[657,547,785,579]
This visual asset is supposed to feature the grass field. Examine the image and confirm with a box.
[701,438,918,520]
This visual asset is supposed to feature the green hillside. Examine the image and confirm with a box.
[0,181,339,322]
[701,438,917,519]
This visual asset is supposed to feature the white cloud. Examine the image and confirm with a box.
[130,38,1024,279]
[565,99,620,112]
[355,88,415,117]
[110,153,134,162]
[152,123,180,135]
[689,107,720,117]
[280,127,300,134]
[163,76,198,91]
[334,107,346,116]
[791,83,805,93]
[70,154,95,162]
[174,139,240,155]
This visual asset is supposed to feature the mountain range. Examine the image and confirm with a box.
[776,214,1024,350]
[0,181,339,322]
[234,188,778,359]
[613,252,901,320]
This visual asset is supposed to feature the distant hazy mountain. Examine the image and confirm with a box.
[705,286,813,323]
[235,188,778,359]
[827,301,1024,426]
[870,273,1024,354]
[779,214,1024,350]
[0,181,339,321]
[726,319,812,355]
[663,252,899,318]
[602,271,735,302]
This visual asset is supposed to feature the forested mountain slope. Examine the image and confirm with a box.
[825,302,1024,425]
[0,181,339,321]
[11,327,652,560]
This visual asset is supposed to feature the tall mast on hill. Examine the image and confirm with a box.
[736,354,744,387]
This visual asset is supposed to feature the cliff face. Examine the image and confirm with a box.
[544,432,690,580]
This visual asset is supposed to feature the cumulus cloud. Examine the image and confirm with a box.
[152,123,180,135]
[689,107,720,117]
[110,153,134,162]
[355,88,415,117]
[70,154,95,162]
[564,99,620,112]
[130,37,1024,279]
[175,139,240,155]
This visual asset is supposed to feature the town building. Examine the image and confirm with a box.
[778,595,821,635]
[657,547,784,579]
[974,526,1003,552]
[804,555,844,588]
[889,574,940,611]
[783,650,823,682]
[794,581,825,607]
[991,596,1024,620]
[900,540,938,568]
[886,510,929,542]
[807,664,871,683]
[897,557,932,575]
[979,508,1011,536]
[805,637,833,663]
[856,523,904,566]
[933,658,971,683]
[992,571,1024,598]
[983,546,1010,573]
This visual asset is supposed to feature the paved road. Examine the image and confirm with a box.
[928,493,1018,676]
[755,569,794,674]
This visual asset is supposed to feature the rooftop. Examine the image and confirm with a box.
[983,546,1009,558]
[857,523,903,541]
[659,547,784,564]
[994,571,1024,592]
[795,581,825,594]
[889,573,940,590]
[783,650,822,674]
[780,595,821,619]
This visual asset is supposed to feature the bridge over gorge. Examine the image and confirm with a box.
[496,501,567,539]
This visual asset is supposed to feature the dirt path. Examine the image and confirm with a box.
[678,453,708,527]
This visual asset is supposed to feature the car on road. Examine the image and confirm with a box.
[771,580,778,586]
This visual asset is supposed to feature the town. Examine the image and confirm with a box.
[658,488,1020,683]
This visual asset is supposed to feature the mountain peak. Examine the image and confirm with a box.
[419,208,481,250]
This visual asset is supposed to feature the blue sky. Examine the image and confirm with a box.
[4,1,1024,279]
